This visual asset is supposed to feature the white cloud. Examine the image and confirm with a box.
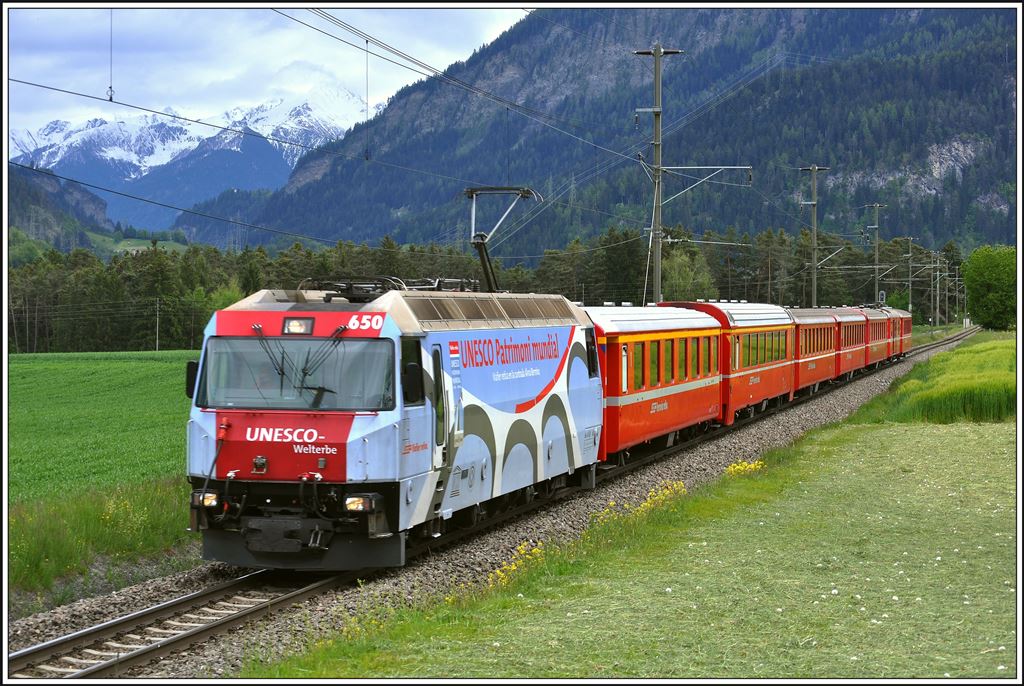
[6,6,525,135]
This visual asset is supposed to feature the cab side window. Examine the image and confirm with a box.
[401,338,424,405]
[585,328,600,378]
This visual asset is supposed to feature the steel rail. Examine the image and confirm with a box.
[8,570,360,679]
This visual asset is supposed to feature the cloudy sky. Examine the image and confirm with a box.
[5,6,526,135]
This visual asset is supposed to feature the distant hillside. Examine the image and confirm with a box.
[7,165,112,254]
[173,7,1014,257]
[171,187,273,249]
[8,164,189,264]
[107,128,290,231]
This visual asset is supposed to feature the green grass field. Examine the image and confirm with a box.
[241,332,1017,679]
[853,332,1016,424]
[85,230,188,257]
[8,351,198,591]
[911,323,962,346]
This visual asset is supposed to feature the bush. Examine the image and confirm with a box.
[963,245,1016,330]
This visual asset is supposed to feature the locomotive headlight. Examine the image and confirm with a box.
[283,317,314,335]
[191,490,219,508]
[344,494,380,512]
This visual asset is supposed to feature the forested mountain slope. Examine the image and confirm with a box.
[174,7,1015,257]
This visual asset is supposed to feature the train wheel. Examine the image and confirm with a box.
[460,504,483,528]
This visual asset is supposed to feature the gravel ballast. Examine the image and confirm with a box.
[7,338,968,677]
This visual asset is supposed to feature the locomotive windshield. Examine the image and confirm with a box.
[197,337,394,411]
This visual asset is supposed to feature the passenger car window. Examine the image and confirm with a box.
[633,342,644,391]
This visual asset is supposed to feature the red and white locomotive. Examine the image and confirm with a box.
[185,285,910,571]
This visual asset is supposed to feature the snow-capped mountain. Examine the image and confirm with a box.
[234,85,367,168]
[9,85,364,229]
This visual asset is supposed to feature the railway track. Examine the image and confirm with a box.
[7,570,359,679]
[8,327,977,679]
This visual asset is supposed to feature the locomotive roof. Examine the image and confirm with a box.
[786,308,839,325]
[222,289,589,334]
[666,301,793,328]
[373,290,590,333]
[583,306,720,334]
[223,289,363,311]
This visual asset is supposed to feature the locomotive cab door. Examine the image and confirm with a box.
[430,346,449,469]
[429,343,464,470]
[399,338,433,480]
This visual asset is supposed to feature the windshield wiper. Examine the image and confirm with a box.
[301,325,349,378]
[251,323,347,405]
[251,324,291,392]
[297,325,348,407]
[298,385,336,409]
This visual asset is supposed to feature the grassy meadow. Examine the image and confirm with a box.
[85,230,189,257]
[853,331,1016,424]
[911,323,964,346]
[8,351,198,592]
[241,331,1017,679]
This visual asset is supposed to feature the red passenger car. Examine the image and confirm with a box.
[788,308,838,394]
[884,307,913,357]
[862,308,891,368]
[586,306,722,460]
[834,307,868,379]
[661,301,794,425]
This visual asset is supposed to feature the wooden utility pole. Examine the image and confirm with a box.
[10,304,19,353]
[800,165,829,307]
[944,260,950,325]
[950,266,958,325]
[864,202,886,303]
[635,45,749,304]
[634,43,680,304]
[907,237,913,315]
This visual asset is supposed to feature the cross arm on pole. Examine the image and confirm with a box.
[661,165,753,206]
[663,169,724,205]
[817,246,845,267]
